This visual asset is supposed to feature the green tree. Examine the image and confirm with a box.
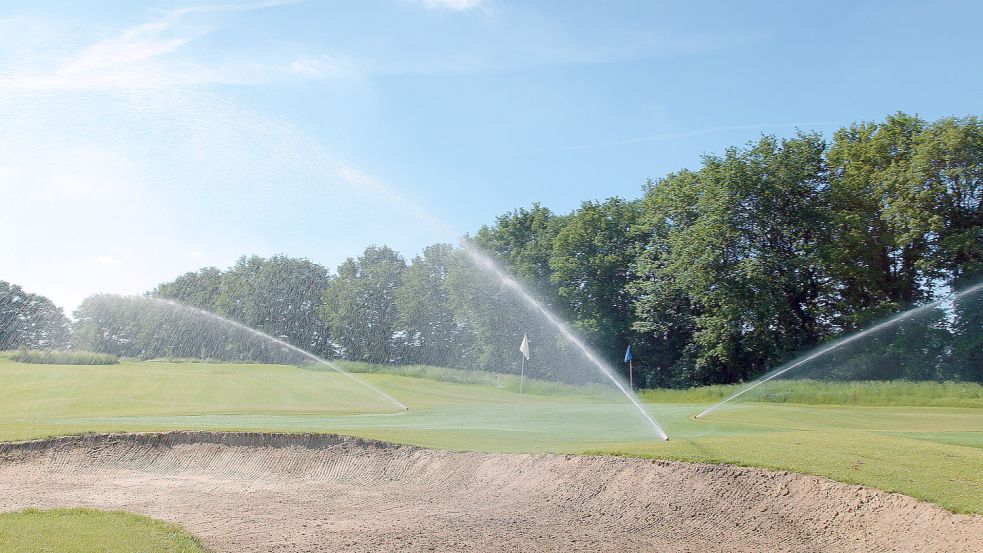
[152,267,223,312]
[629,174,702,386]
[908,116,983,286]
[472,203,566,304]
[444,247,590,381]
[396,244,476,367]
[642,133,833,383]
[549,198,642,367]
[72,294,144,357]
[320,246,406,363]
[72,294,304,362]
[825,113,930,326]
[215,255,331,354]
[0,281,70,350]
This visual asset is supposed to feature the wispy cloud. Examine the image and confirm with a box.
[0,0,309,92]
[62,19,200,75]
[66,0,304,73]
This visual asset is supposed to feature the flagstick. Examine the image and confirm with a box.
[517,334,529,427]
[515,355,526,429]
[519,357,525,404]
[629,358,633,390]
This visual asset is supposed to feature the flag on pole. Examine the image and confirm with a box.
[625,344,635,389]
[519,334,530,360]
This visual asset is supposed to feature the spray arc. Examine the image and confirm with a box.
[697,281,983,419]
[461,240,669,441]
[149,297,408,411]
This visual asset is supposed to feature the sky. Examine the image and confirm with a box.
[1,0,981,312]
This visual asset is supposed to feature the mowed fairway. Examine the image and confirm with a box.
[1,359,981,513]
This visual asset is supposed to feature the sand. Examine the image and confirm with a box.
[1,432,980,552]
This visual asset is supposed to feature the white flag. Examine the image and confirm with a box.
[519,334,530,360]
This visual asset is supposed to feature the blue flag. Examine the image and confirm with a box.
[624,345,633,363]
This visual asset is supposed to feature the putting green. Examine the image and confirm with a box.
[0,359,981,512]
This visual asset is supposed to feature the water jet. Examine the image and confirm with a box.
[697,281,983,419]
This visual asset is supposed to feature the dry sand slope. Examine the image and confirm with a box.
[1,432,981,552]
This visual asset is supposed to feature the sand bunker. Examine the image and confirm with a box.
[1,432,980,552]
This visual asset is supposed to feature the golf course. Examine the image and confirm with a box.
[4,2,982,548]
[2,358,981,514]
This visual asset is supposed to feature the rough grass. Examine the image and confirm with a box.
[0,359,980,513]
[9,350,118,365]
[640,379,983,408]
[0,508,207,552]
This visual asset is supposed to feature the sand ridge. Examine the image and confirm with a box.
[1,431,980,552]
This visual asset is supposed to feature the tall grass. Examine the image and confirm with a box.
[11,349,119,365]
[640,379,983,408]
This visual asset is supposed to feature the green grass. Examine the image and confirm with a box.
[0,359,981,513]
[640,379,983,408]
[8,350,119,365]
[332,360,612,396]
[0,508,207,552]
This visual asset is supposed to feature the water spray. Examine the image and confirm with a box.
[149,297,409,411]
[696,281,983,419]
[461,240,669,441]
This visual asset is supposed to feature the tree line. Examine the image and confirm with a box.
[2,113,980,386]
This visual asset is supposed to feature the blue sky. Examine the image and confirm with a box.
[2,0,981,310]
